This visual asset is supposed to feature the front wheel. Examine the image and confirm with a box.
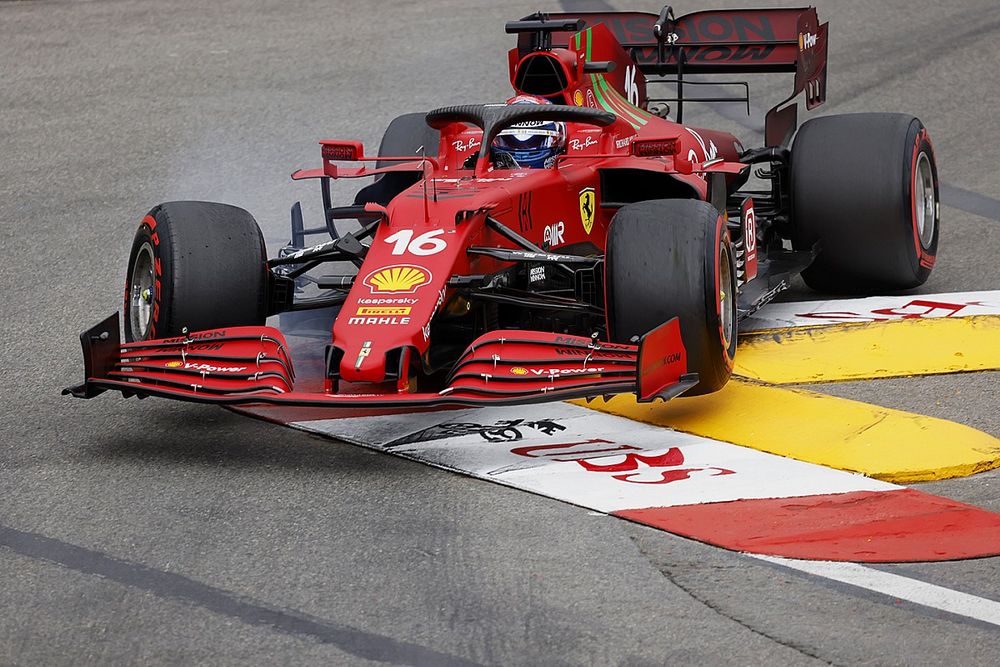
[124,201,268,342]
[606,199,737,395]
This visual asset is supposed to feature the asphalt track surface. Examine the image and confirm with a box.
[1,0,998,664]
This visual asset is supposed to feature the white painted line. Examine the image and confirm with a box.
[742,290,1000,332]
[753,554,1000,628]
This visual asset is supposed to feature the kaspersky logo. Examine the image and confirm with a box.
[363,265,431,294]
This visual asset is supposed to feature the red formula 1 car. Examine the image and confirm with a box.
[66,6,939,410]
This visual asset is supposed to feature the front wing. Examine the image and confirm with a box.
[63,314,697,408]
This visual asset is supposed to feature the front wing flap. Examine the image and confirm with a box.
[64,314,696,408]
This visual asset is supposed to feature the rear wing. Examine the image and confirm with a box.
[515,5,828,145]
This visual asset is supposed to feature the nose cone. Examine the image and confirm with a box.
[335,262,440,383]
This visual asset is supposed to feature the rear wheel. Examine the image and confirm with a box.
[124,201,268,342]
[791,113,939,293]
[607,199,737,395]
[353,112,441,206]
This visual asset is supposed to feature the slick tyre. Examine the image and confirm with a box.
[607,199,737,395]
[124,201,268,342]
[791,113,939,293]
[353,112,441,206]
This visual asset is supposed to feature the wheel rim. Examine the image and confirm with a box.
[719,242,735,348]
[914,152,936,249]
[129,242,156,339]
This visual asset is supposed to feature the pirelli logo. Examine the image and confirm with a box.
[355,306,411,316]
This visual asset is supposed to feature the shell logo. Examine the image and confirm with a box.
[511,367,528,376]
[362,264,431,294]
[573,89,584,106]
[165,361,182,368]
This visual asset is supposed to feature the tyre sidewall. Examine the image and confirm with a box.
[704,213,737,378]
[902,121,939,283]
[124,206,176,341]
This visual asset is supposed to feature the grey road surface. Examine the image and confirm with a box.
[1,0,998,664]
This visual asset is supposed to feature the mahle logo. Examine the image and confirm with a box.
[363,265,431,294]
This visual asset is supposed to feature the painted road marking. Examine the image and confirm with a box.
[575,380,1000,483]
[296,403,894,512]
[619,489,1000,562]
[742,290,1000,332]
[755,555,1000,628]
[291,403,1000,562]
[734,315,1000,384]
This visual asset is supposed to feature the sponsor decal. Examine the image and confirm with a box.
[576,448,734,485]
[356,306,411,316]
[799,31,817,51]
[578,187,596,234]
[386,418,566,446]
[573,89,584,106]
[554,335,633,351]
[528,366,604,376]
[355,341,372,370]
[423,288,446,342]
[451,137,481,153]
[555,347,631,359]
[529,266,546,284]
[798,299,979,323]
[363,265,431,294]
[686,128,718,163]
[510,438,640,461]
[357,297,418,305]
[347,316,411,326]
[569,136,598,151]
[509,119,547,129]
[586,89,597,109]
[554,334,590,346]
[742,198,758,281]
[163,330,226,344]
[511,367,529,376]
[189,343,223,351]
[183,362,247,373]
[283,239,337,262]
[165,361,182,368]
[617,13,779,67]
[615,135,636,150]
[543,221,565,246]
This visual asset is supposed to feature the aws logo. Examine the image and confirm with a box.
[363,265,431,294]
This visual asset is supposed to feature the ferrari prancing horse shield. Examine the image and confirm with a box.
[579,187,596,234]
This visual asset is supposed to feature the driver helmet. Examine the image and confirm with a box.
[491,95,566,169]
